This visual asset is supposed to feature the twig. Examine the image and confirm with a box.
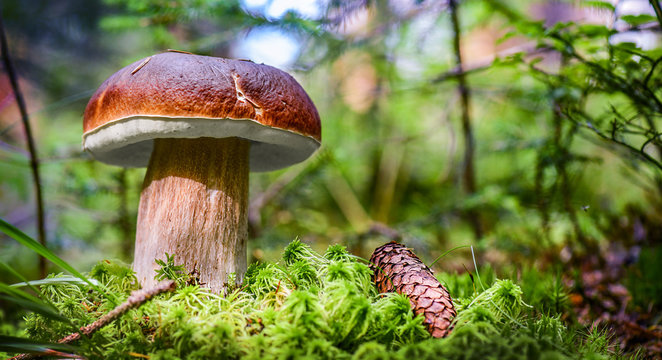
[431,42,551,84]
[0,13,47,277]
[571,111,662,171]
[640,133,662,153]
[10,280,177,360]
[0,138,29,156]
[63,280,176,341]
[551,32,662,112]
[649,0,662,32]
[644,55,662,86]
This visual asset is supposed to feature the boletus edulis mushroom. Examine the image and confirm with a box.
[82,51,321,292]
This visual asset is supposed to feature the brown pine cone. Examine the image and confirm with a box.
[369,241,456,338]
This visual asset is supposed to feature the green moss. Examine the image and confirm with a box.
[15,241,622,359]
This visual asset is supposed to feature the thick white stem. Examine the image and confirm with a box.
[134,137,249,292]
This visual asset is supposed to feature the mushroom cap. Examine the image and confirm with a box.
[83,52,321,172]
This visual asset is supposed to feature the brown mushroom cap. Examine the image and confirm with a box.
[83,52,321,172]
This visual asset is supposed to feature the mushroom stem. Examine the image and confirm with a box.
[134,137,250,292]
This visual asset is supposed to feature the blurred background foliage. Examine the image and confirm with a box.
[1,0,662,353]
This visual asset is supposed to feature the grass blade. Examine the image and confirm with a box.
[0,334,76,354]
[0,282,71,324]
[0,294,69,323]
[0,261,43,297]
[10,275,100,288]
[429,245,471,267]
[0,218,97,289]
[0,282,49,305]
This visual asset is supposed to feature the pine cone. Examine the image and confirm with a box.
[369,241,456,338]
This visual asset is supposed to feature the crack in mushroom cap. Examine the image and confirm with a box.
[83,52,321,172]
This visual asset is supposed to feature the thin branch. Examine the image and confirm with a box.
[432,63,491,84]
[431,42,553,84]
[10,280,177,360]
[0,13,47,277]
[649,0,662,32]
[644,56,662,86]
[0,138,29,156]
[615,46,654,63]
[640,133,662,153]
[551,32,662,111]
[572,111,662,171]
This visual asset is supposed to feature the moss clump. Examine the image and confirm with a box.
[11,240,621,359]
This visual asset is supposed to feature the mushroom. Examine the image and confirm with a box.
[82,51,321,292]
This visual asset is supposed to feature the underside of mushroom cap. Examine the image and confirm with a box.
[83,52,321,172]
[83,115,320,171]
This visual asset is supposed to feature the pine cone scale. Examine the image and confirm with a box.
[369,241,456,338]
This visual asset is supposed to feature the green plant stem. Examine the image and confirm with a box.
[0,13,47,278]
[429,245,471,267]
[470,246,486,291]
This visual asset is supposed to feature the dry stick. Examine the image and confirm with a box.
[448,0,482,240]
[10,280,177,360]
[0,14,47,277]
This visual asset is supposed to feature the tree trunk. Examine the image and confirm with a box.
[134,137,249,292]
[449,0,482,240]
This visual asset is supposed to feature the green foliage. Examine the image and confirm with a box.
[154,253,190,287]
[519,268,571,316]
[0,240,622,359]
[625,245,662,309]
[0,335,77,355]
[0,219,98,289]
[2,0,661,357]
[505,12,662,179]
[89,259,138,293]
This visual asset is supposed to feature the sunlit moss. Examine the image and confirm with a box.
[14,241,622,359]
